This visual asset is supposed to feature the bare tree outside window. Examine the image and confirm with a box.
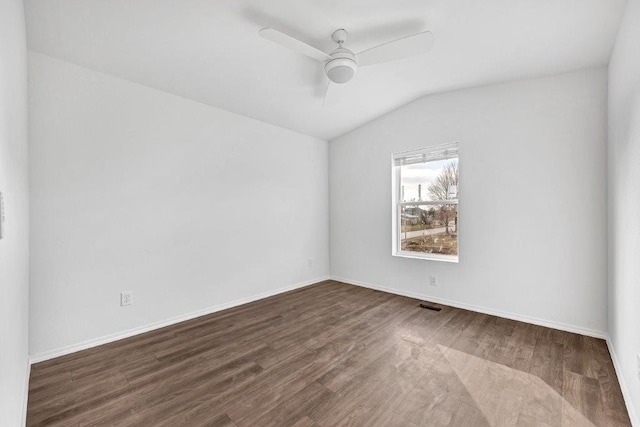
[427,161,458,235]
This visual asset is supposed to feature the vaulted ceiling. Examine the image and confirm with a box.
[24,0,625,140]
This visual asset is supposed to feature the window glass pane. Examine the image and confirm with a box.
[398,157,458,258]
[400,203,458,256]
[399,158,458,202]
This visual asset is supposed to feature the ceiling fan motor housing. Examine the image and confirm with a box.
[325,47,357,84]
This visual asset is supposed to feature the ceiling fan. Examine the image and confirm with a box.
[259,27,434,104]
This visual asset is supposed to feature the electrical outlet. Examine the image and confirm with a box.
[120,291,133,306]
[429,275,437,287]
[308,258,313,267]
[637,354,640,380]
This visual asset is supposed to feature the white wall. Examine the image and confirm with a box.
[330,68,608,337]
[28,52,329,358]
[608,0,640,423]
[0,0,30,425]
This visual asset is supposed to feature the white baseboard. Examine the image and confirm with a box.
[606,339,640,427]
[29,276,330,364]
[22,358,31,426]
[331,276,608,340]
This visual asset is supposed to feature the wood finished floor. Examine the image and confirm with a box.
[27,280,631,426]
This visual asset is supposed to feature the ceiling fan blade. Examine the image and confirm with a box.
[356,31,434,67]
[323,81,346,107]
[323,81,333,107]
[259,28,331,62]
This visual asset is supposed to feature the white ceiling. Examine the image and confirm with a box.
[24,0,624,140]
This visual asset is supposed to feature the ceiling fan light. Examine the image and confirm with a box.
[325,58,357,84]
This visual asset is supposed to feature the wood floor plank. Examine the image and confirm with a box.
[227,381,332,427]
[530,337,565,395]
[562,370,606,426]
[27,281,631,426]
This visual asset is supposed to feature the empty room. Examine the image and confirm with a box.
[1,0,639,425]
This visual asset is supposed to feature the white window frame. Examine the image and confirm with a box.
[391,143,459,263]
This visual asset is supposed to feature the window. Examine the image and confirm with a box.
[392,143,459,262]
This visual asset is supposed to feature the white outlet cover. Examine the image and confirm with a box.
[121,291,133,306]
[637,354,640,379]
[430,275,437,286]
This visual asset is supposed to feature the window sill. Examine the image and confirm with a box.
[393,251,459,263]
